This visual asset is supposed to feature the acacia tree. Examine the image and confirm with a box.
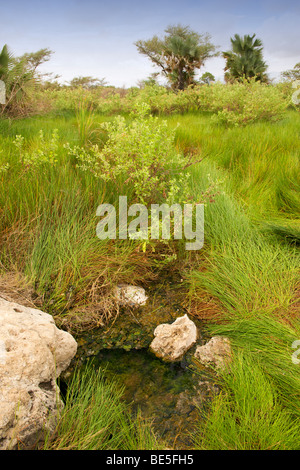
[223,34,268,83]
[281,63,300,82]
[69,76,107,89]
[18,48,53,73]
[135,24,218,91]
[199,72,215,85]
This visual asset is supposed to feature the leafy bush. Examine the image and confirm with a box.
[130,82,288,126]
[33,79,290,126]
[205,80,287,126]
[65,103,190,204]
[13,129,59,167]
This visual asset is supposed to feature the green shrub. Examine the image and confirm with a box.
[208,80,287,126]
[65,102,190,204]
[13,128,59,167]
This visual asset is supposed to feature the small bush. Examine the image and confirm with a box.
[65,102,190,205]
[208,80,287,126]
[13,129,59,167]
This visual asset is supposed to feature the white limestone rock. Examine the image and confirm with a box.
[194,336,232,370]
[114,284,148,307]
[0,297,77,449]
[150,314,197,362]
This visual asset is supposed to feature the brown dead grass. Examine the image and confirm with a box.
[276,281,300,328]
[0,271,40,308]
[185,291,224,323]
[0,271,120,334]
[56,292,121,334]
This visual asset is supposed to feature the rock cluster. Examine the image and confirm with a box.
[149,315,232,370]
[0,297,77,450]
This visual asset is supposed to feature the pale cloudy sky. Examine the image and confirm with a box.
[0,0,299,87]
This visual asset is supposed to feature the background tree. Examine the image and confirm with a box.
[18,48,53,73]
[281,63,300,82]
[0,44,13,80]
[0,44,53,116]
[69,76,107,89]
[199,71,215,85]
[17,48,60,87]
[135,24,218,91]
[136,72,160,89]
[223,34,268,83]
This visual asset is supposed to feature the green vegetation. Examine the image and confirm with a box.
[0,37,299,450]
[172,112,300,450]
[193,350,300,450]
[135,24,218,90]
[42,363,162,450]
[65,102,191,205]
[223,33,268,83]
[281,62,300,82]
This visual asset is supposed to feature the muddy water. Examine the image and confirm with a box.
[72,277,218,449]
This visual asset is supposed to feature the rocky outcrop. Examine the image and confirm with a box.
[0,297,77,450]
[150,314,197,362]
[114,284,148,307]
[194,336,232,370]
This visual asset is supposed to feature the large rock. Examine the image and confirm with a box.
[194,336,232,370]
[0,297,77,450]
[150,314,197,362]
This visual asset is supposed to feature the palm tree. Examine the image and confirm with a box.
[164,27,207,90]
[0,44,13,79]
[223,34,268,83]
[0,44,35,116]
[135,25,218,91]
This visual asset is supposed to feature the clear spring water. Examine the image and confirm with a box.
[69,277,218,449]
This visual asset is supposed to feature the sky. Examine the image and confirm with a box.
[1,0,300,87]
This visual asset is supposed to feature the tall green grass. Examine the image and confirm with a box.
[193,350,300,450]
[1,108,299,450]
[162,113,300,449]
[186,159,299,319]
[42,363,162,450]
[177,118,300,450]
[167,110,300,221]
[0,115,153,321]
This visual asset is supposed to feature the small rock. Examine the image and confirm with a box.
[194,336,232,370]
[114,284,148,307]
[150,314,197,362]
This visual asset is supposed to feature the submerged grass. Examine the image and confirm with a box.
[42,363,162,450]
